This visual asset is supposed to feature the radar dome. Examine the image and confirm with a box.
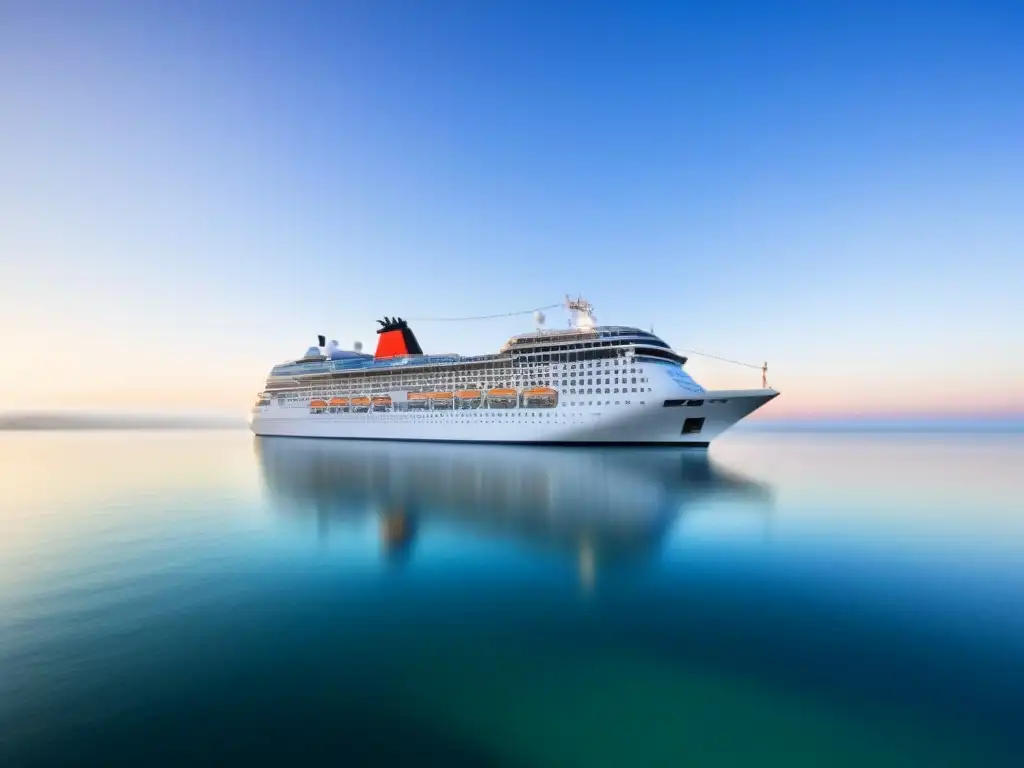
[303,346,322,358]
[353,341,363,352]
[534,310,546,327]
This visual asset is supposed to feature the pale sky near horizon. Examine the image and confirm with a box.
[2,1,1022,418]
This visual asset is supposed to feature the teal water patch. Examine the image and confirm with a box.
[384,642,989,768]
[1,432,1021,766]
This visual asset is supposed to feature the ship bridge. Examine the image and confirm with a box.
[501,326,686,365]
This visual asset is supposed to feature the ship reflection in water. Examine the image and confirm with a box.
[254,438,773,582]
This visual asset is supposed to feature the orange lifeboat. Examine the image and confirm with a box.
[428,392,454,409]
[350,396,371,408]
[486,388,517,408]
[455,390,482,399]
[371,395,392,406]
[523,386,558,408]
[408,392,430,401]
[329,397,349,407]
[523,387,557,397]
[309,399,328,409]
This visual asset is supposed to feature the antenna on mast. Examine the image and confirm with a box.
[565,294,597,330]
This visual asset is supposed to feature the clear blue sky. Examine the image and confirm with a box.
[1,0,1021,416]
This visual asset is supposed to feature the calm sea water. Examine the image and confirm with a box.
[1,430,1022,767]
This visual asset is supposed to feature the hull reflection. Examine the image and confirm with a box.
[255,438,772,567]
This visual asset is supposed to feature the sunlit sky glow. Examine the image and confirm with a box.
[1,1,1022,418]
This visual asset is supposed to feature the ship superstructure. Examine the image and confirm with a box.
[250,298,777,445]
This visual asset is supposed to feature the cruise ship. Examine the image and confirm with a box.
[249,298,778,445]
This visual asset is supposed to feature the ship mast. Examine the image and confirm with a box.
[565,295,597,330]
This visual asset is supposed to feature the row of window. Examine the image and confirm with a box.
[303,399,651,415]
[544,347,678,364]
[564,400,644,407]
[270,360,660,402]
[279,385,657,406]
[564,377,644,386]
[512,341,671,357]
[274,352,657,387]
[566,387,650,395]
[663,398,729,407]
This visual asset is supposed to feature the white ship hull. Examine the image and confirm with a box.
[250,388,776,446]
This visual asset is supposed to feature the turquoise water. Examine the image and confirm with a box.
[1,431,1022,766]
